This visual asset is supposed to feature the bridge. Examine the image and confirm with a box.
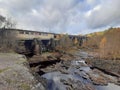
[0,28,87,55]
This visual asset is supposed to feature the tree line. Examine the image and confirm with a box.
[83,27,120,60]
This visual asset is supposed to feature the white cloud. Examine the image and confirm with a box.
[86,0,120,29]
[85,5,101,18]
[0,8,9,16]
[0,0,120,34]
[0,0,83,33]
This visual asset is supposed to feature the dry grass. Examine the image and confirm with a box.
[83,27,120,59]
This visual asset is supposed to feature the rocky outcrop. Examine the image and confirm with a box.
[0,53,45,90]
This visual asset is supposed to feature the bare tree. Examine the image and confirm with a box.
[0,15,16,29]
[4,17,16,29]
[0,15,6,28]
[0,15,17,52]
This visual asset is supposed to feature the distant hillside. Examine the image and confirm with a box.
[83,27,120,59]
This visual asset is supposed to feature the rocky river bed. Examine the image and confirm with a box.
[0,50,119,90]
[29,50,120,90]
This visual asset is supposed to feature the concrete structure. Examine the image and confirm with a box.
[0,28,54,40]
[0,28,87,55]
[0,28,87,41]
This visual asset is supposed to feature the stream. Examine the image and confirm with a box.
[35,51,120,90]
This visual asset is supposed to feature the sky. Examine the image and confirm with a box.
[0,0,120,35]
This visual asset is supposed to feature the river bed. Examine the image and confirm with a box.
[36,51,120,90]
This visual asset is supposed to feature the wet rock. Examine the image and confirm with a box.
[60,79,72,87]
[47,55,57,61]
[88,73,108,85]
[85,58,120,76]
[74,71,89,80]
[61,78,96,90]
[116,78,120,86]
[60,54,74,61]
[60,61,71,70]
[59,69,69,74]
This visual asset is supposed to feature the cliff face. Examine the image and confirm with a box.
[0,53,45,90]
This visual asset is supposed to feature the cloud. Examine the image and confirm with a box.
[85,0,120,29]
[0,0,83,33]
[0,0,120,34]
